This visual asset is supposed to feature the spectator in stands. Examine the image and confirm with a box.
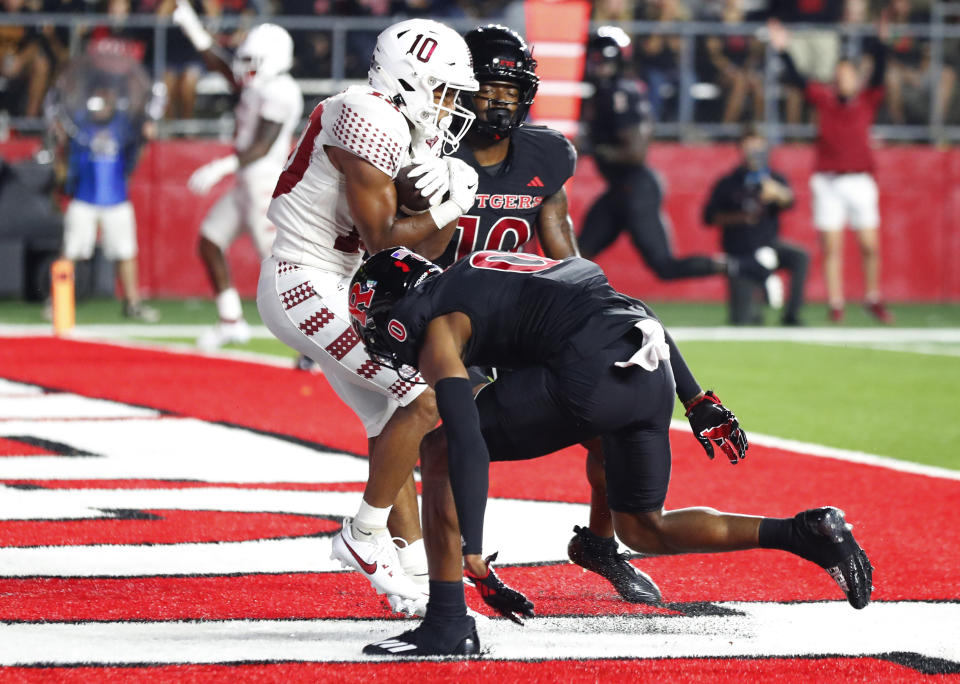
[885,0,956,127]
[152,0,205,119]
[594,0,633,22]
[703,0,765,123]
[278,0,333,80]
[704,125,808,325]
[769,0,844,124]
[0,0,54,117]
[83,0,151,63]
[638,0,689,121]
[769,18,893,324]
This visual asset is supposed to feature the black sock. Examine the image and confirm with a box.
[425,580,467,622]
[758,517,796,552]
[420,581,471,649]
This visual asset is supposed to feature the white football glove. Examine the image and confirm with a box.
[187,155,239,195]
[445,157,479,213]
[172,0,213,52]
[407,156,449,205]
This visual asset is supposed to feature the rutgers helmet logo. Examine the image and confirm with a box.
[348,282,375,327]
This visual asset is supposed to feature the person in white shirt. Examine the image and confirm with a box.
[257,19,480,615]
[173,3,304,349]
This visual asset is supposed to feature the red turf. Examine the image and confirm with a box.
[1,337,957,680]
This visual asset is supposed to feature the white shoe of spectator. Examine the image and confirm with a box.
[765,274,785,310]
[197,319,251,350]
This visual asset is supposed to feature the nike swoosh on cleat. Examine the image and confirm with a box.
[341,534,379,575]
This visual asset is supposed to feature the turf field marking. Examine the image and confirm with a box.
[0,602,957,666]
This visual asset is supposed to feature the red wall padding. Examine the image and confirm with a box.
[3,138,957,301]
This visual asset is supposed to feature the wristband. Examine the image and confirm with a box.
[428,199,462,231]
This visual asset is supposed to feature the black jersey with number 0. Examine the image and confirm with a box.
[384,252,654,369]
[437,126,576,269]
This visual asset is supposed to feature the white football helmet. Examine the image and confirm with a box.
[233,23,294,86]
[368,19,479,154]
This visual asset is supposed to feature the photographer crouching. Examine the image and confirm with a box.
[704,125,809,326]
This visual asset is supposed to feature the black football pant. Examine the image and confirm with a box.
[728,239,809,324]
[474,331,675,513]
[578,165,718,280]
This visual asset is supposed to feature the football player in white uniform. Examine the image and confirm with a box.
[172,2,304,350]
[257,19,479,614]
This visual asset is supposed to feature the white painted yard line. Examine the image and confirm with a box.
[0,324,278,339]
[86,336,302,369]
[668,327,960,343]
[1,602,957,665]
[670,419,960,480]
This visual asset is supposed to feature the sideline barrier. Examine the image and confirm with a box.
[2,139,957,301]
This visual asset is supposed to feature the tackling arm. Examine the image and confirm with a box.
[416,313,490,558]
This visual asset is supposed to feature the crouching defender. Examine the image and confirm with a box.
[349,247,873,657]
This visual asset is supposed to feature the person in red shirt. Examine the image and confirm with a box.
[769,19,893,324]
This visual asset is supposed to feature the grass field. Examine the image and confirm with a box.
[3,297,958,470]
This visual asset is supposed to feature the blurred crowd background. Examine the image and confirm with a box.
[2,0,960,142]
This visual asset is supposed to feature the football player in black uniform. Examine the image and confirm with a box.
[353,248,873,656]
[439,24,657,606]
[579,28,733,281]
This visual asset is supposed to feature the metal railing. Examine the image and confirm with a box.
[2,12,960,142]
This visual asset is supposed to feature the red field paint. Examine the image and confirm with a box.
[0,337,958,678]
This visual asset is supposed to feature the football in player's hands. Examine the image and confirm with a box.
[395,164,447,216]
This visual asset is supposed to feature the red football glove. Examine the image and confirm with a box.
[685,391,749,464]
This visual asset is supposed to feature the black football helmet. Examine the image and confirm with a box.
[585,26,631,83]
[462,24,539,140]
[349,247,441,375]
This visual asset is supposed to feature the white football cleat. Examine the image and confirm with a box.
[197,319,251,350]
[387,592,428,617]
[331,519,428,614]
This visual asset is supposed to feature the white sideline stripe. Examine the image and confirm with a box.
[671,419,960,481]
[1,602,957,665]
[0,326,300,369]
[83,337,301,369]
[0,324,278,340]
[668,327,960,343]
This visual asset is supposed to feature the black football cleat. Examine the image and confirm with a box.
[363,618,480,657]
[568,525,662,604]
[792,507,873,609]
